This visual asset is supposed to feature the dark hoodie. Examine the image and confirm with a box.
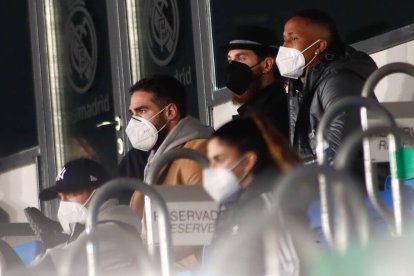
[288,46,378,162]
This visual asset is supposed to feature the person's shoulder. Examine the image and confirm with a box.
[181,138,209,152]
[178,116,214,138]
[264,81,286,91]
[98,199,141,231]
[314,47,377,91]
[99,199,135,217]
[261,82,288,99]
[326,46,377,74]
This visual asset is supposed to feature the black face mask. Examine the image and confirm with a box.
[225,61,260,95]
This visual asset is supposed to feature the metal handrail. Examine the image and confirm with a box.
[316,96,396,165]
[144,148,209,263]
[273,164,369,253]
[146,148,209,185]
[315,97,396,242]
[334,126,414,236]
[85,178,173,276]
[359,63,414,237]
[361,62,414,98]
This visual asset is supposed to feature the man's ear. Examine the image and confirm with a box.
[165,103,179,120]
[263,57,275,74]
[317,39,328,54]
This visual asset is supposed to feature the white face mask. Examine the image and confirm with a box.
[202,157,248,204]
[125,106,168,151]
[275,39,321,79]
[57,190,95,234]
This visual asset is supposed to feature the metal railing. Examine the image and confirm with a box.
[272,164,369,253]
[315,96,396,243]
[316,96,396,165]
[144,148,209,261]
[85,178,173,276]
[356,63,414,236]
[334,126,414,236]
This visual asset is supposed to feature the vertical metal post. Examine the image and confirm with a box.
[360,62,414,236]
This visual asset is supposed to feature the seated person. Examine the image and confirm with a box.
[126,75,214,269]
[127,74,214,217]
[202,113,299,276]
[225,25,289,139]
[13,158,143,275]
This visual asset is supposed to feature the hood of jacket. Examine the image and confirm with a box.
[314,46,377,84]
[144,115,214,179]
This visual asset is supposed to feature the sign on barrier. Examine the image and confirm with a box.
[367,102,414,166]
[145,186,219,246]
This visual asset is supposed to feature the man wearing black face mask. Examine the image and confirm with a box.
[225,25,289,139]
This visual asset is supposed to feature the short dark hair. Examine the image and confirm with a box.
[252,48,276,61]
[130,74,187,117]
[294,9,345,57]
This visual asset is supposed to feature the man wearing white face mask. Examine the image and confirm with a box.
[125,75,214,270]
[24,158,142,275]
[276,9,378,163]
[126,75,214,218]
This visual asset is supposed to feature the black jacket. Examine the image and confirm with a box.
[237,82,289,139]
[117,149,150,204]
[288,46,378,162]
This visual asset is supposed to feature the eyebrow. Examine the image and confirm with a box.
[130,104,149,112]
[284,32,296,37]
[228,52,250,59]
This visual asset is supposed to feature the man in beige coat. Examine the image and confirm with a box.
[125,74,214,270]
[125,74,214,218]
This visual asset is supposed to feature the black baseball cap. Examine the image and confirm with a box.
[39,158,110,201]
[225,25,279,55]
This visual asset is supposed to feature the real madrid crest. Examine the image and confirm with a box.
[144,0,180,66]
[65,0,98,94]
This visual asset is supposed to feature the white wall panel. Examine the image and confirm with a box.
[370,40,414,102]
[212,101,238,129]
[0,163,39,222]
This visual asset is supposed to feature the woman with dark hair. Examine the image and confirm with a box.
[202,113,299,275]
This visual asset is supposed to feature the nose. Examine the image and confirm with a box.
[58,193,68,201]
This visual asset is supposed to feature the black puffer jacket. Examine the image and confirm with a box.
[288,46,378,162]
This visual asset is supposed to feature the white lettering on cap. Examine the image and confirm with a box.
[56,167,66,181]
[90,175,98,181]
